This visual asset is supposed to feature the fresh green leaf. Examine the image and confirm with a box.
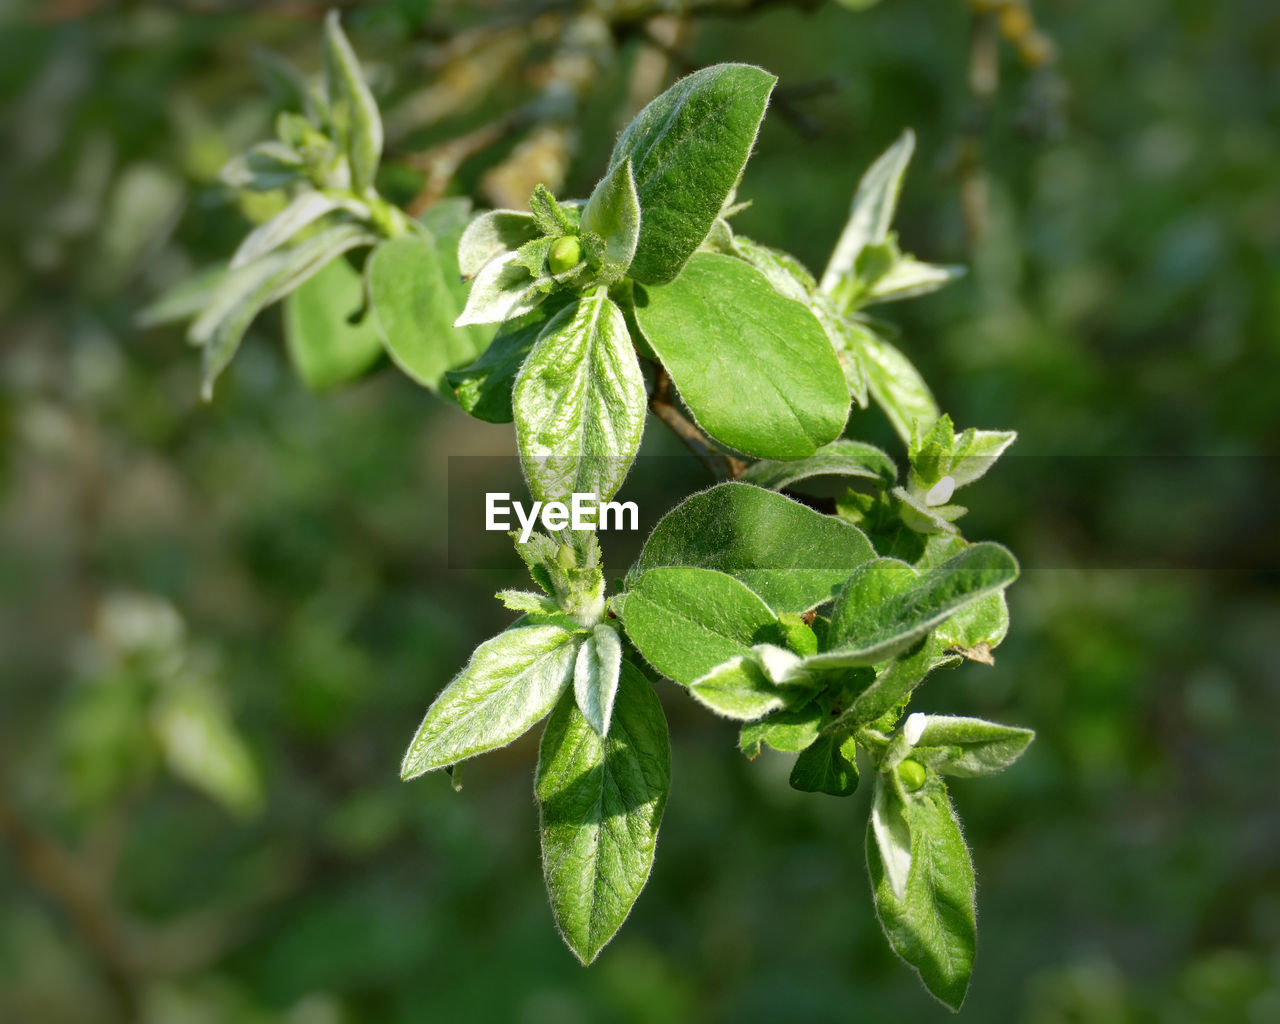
[813,544,1019,668]
[446,300,568,423]
[454,250,545,327]
[634,254,849,458]
[859,328,940,445]
[789,731,859,796]
[192,222,377,398]
[826,635,941,734]
[741,439,897,492]
[946,427,1017,488]
[513,288,645,504]
[400,623,578,778]
[628,481,875,613]
[621,567,778,687]
[232,191,363,269]
[323,11,382,193]
[867,773,977,1010]
[366,232,494,392]
[496,590,560,615]
[738,705,823,758]
[689,649,812,721]
[865,257,965,305]
[581,158,641,283]
[458,209,541,279]
[283,255,384,391]
[574,623,623,736]
[220,141,305,191]
[821,129,914,302]
[137,263,230,327]
[536,661,670,964]
[610,64,776,284]
[909,716,1034,777]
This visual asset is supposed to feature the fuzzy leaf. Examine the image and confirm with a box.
[323,11,382,193]
[454,249,545,327]
[366,232,493,392]
[137,263,229,327]
[910,716,1034,777]
[458,209,541,279]
[741,439,897,492]
[581,158,641,283]
[574,623,623,736]
[738,705,823,758]
[283,255,384,391]
[689,652,811,721]
[867,774,977,1010]
[865,257,965,305]
[400,623,578,778]
[536,661,670,964]
[513,288,645,504]
[232,191,362,269]
[790,731,859,796]
[628,482,875,613]
[621,567,778,687]
[634,254,849,458]
[610,64,776,285]
[858,328,940,445]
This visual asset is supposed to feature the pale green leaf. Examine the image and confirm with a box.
[400,623,578,778]
[458,209,541,279]
[232,191,364,269]
[741,439,897,492]
[574,623,623,736]
[323,11,382,193]
[536,661,670,964]
[283,255,384,391]
[689,650,812,721]
[137,263,229,328]
[610,64,776,284]
[634,253,849,458]
[580,158,641,283]
[910,716,1034,777]
[859,328,940,445]
[454,249,545,327]
[513,288,645,504]
[866,256,965,305]
[628,481,875,613]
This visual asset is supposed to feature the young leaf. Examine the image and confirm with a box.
[813,544,1020,668]
[512,288,645,504]
[446,301,564,423]
[580,158,641,283]
[634,253,849,458]
[366,232,494,392]
[858,327,940,445]
[536,661,670,964]
[821,129,915,301]
[458,209,541,279]
[400,623,578,778]
[323,11,382,193]
[231,191,363,269]
[909,716,1034,777]
[621,567,778,687]
[610,64,776,284]
[220,141,305,191]
[283,255,384,391]
[454,249,547,327]
[865,257,965,305]
[790,731,859,796]
[741,439,897,492]
[574,623,623,736]
[867,774,977,1010]
[496,590,560,615]
[628,481,875,613]
[739,705,823,758]
[191,222,377,398]
[947,428,1017,488]
[137,263,230,327]
[689,653,810,721]
[826,635,941,734]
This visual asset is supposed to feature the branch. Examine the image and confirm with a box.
[648,367,745,480]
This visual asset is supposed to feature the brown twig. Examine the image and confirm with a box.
[649,368,745,480]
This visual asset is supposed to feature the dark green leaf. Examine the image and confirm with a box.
[789,731,859,796]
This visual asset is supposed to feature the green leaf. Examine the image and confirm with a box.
[283,255,384,391]
[513,288,645,504]
[610,64,776,285]
[789,731,859,796]
[741,439,897,492]
[865,257,965,305]
[689,648,812,721]
[910,716,1034,777]
[220,141,305,191]
[581,158,641,283]
[458,209,541,279]
[574,623,623,736]
[634,254,849,458]
[628,482,875,613]
[813,544,1019,668]
[821,129,914,301]
[867,774,976,1010]
[400,623,578,778]
[366,232,494,392]
[738,705,823,758]
[232,191,362,269]
[191,222,377,398]
[858,328,940,445]
[826,635,941,734]
[137,263,229,327]
[445,299,569,423]
[455,250,546,327]
[496,589,560,615]
[323,11,382,193]
[946,427,1017,488]
[536,661,670,964]
[621,567,778,687]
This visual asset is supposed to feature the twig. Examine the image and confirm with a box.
[649,368,745,480]
[958,10,999,243]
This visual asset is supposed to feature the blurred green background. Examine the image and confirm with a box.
[2,1,1279,1022]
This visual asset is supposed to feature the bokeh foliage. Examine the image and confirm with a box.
[2,1,1278,1021]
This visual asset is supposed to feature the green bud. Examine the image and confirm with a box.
[777,612,819,658]
[548,235,582,275]
[897,758,927,792]
[555,543,576,571]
